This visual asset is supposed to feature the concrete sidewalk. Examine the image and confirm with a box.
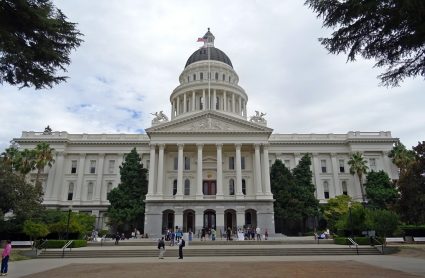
[7,254,425,278]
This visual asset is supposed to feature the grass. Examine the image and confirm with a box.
[10,249,32,261]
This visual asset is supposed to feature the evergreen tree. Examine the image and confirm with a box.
[0,0,83,89]
[107,148,148,231]
[364,170,398,209]
[397,141,425,224]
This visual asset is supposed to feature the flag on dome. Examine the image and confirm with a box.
[197,37,206,42]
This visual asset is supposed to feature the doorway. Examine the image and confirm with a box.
[204,210,216,228]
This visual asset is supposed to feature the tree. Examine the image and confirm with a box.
[107,148,148,230]
[348,152,369,203]
[34,142,55,188]
[15,148,36,178]
[396,141,425,224]
[23,220,49,242]
[0,0,83,89]
[40,210,95,239]
[335,202,367,236]
[388,141,415,176]
[322,195,352,231]
[366,209,399,240]
[305,0,425,87]
[365,170,399,209]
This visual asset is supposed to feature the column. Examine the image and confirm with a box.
[262,145,272,195]
[45,152,60,201]
[51,152,65,201]
[196,144,203,199]
[312,154,324,200]
[183,93,187,113]
[94,153,105,201]
[215,206,225,233]
[331,153,341,196]
[156,144,165,195]
[382,151,393,176]
[202,90,206,111]
[73,153,86,201]
[232,93,235,113]
[195,207,204,232]
[236,207,245,229]
[294,153,302,166]
[223,91,227,112]
[235,144,243,198]
[192,91,196,112]
[176,144,184,197]
[171,102,174,120]
[147,144,156,197]
[174,207,183,230]
[208,89,211,109]
[216,144,223,198]
[176,96,180,115]
[213,89,216,110]
[254,144,263,194]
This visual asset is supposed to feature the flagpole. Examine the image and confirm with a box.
[208,42,210,110]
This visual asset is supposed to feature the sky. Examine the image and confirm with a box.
[1,0,424,152]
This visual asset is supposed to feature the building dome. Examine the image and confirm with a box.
[184,47,233,68]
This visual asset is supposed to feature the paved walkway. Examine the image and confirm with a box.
[6,254,425,277]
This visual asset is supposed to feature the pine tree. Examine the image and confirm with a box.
[107,148,148,231]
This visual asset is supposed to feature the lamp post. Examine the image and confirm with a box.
[348,201,353,239]
[66,205,72,240]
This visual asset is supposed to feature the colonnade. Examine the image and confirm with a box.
[171,89,247,119]
[146,143,272,199]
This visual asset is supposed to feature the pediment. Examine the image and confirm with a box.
[145,111,273,135]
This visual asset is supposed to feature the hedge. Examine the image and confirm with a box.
[334,237,374,245]
[43,240,87,249]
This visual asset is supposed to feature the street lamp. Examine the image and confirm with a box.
[66,205,72,240]
[348,201,353,239]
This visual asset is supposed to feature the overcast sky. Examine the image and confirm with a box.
[1,0,424,152]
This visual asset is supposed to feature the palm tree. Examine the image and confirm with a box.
[348,152,369,203]
[1,147,21,171]
[17,149,36,178]
[388,141,415,176]
[34,143,55,188]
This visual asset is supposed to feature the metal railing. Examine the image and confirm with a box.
[61,240,74,258]
[370,237,385,254]
[35,239,49,255]
[347,237,359,255]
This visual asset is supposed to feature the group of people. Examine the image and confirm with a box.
[157,235,185,259]
[200,227,217,241]
[225,227,268,241]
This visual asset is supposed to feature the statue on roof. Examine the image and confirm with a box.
[151,111,169,125]
[250,111,267,125]
[43,125,52,135]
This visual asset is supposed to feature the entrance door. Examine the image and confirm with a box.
[204,211,216,229]
[226,212,233,229]
[203,180,216,195]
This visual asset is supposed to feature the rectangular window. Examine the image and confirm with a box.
[323,181,329,199]
[321,159,327,173]
[67,182,74,201]
[339,159,345,173]
[108,160,115,173]
[184,156,190,170]
[71,160,77,174]
[229,156,235,170]
[87,182,94,200]
[174,157,178,170]
[146,159,150,169]
[342,181,348,195]
[107,182,113,194]
[241,156,245,170]
[369,158,377,171]
[90,160,96,174]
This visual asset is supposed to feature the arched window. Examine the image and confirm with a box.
[242,179,246,195]
[173,180,177,196]
[215,72,218,80]
[68,182,74,200]
[323,181,329,199]
[245,211,252,225]
[200,72,203,80]
[184,179,190,195]
[229,179,235,195]
[87,182,94,200]
[193,74,196,81]
[222,74,225,81]
[216,96,219,110]
[200,96,204,110]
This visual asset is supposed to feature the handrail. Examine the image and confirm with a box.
[347,237,359,255]
[35,239,49,255]
[61,240,74,258]
[371,237,385,254]
[314,233,320,244]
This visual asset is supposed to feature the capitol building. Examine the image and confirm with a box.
[14,29,398,237]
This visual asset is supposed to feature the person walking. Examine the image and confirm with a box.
[1,240,12,276]
[256,227,261,241]
[158,237,165,259]
[178,238,185,259]
[114,232,120,245]
[226,227,232,241]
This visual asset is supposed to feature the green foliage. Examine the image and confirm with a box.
[23,220,49,239]
[34,142,55,188]
[270,155,319,232]
[389,141,415,175]
[348,152,368,203]
[366,209,399,238]
[396,141,425,224]
[365,171,399,209]
[334,237,373,245]
[335,202,367,236]
[0,0,83,89]
[322,195,352,231]
[107,148,148,229]
[305,0,425,87]
[43,240,87,248]
[40,210,95,239]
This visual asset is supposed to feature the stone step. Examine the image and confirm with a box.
[38,247,381,258]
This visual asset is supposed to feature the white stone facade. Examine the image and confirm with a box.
[13,31,398,237]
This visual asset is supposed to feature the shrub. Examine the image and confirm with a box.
[333,237,372,245]
[44,240,87,248]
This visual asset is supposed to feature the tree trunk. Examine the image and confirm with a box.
[358,173,366,203]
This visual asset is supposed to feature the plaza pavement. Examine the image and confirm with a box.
[6,240,425,277]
